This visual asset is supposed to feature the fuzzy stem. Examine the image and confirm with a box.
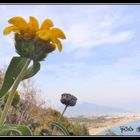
[0,58,31,124]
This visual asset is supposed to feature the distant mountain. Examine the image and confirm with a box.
[55,103,131,117]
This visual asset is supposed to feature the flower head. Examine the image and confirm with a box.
[60,93,77,107]
[3,16,66,61]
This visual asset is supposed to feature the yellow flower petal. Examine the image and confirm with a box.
[50,28,66,39]
[28,16,39,31]
[8,16,27,29]
[36,30,51,41]
[37,29,63,52]
[51,37,62,52]
[41,19,54,29]
[3,26,17,35]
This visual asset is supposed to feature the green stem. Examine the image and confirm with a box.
[0,58,31,124]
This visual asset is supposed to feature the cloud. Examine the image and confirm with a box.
[36,50,140,108]
[58,5,136,60]
[0,5,140,110]
[65,12,134,50]
[0,5,135,55]
[66,27,134,49]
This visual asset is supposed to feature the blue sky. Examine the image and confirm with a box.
[0,5,140,112]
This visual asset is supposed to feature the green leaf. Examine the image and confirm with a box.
[3,129,22,135]
[14,125,32,135]
[51,122,70,135]
[0,57,28,99]
[22,61,40,80]
[0,124,32,136]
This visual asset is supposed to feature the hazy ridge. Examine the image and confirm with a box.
[56,103,131,117]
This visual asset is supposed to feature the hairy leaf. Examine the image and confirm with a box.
[0,124,32,136]
[51,122,70,135]
[0,57,28,98]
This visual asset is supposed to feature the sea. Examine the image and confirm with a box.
[99,119,140,136]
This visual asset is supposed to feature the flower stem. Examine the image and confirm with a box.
[58,105,68,120]
[0,58,31,124]
[51,105,68,135]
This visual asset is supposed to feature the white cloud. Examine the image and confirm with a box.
[37,51,140,108]
[56,6,136,61]
[66,27,134,49]
[0,5,135,54]
[65,16,134,51]
[0,5,139,110]
[74,49,95,59]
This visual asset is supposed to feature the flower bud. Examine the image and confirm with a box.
[60,93,77,106]
[11,91,20,107]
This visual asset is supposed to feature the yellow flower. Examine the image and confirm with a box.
[15,90,20,96]
[12,91,20,107]
[3,16,66,52]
